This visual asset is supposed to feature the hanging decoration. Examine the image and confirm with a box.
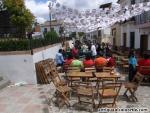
[49,0,150,33]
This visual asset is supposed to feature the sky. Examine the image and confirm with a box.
[25,0,118,24]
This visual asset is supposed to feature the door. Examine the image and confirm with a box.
[130,32,135,49]
[123,33,127,48]
[140,35,148,54]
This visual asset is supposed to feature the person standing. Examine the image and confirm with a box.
[128,50,137,82]
[55,49,64,66]
[91,43,97,59]
[71,46,78,57]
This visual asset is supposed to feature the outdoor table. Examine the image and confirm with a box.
[95,72,121,79]
[67,72,93,85]
[67,72,93,78]
[95,72,121,87]
[121,57,128,62]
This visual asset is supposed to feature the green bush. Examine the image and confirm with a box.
[44,31,59,44]
[0,31,71,51]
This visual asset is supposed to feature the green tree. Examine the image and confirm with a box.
[3,0,34,38]
[78,32,85,37]
[45,31,59,44]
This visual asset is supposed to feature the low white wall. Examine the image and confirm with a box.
[33,40,73,63]
[33,44,62,63]
[0,55,37,84]
[0,40,73,84]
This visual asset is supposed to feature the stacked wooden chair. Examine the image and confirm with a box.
[35,60,52,84]
[36,59,71,108]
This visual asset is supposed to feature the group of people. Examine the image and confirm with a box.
[63,41,112,60]
[56,41,150,82]
[55,41,115,71]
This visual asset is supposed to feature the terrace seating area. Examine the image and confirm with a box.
[34,58,148,112]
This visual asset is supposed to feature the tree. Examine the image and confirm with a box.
[78,32,85,38]
[45,31,59,44]
[3,0,34,38]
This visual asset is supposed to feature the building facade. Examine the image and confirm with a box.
[111,22,121,47]
[40,20,63,37]
[116,0,140,51]
[135,0,150,53]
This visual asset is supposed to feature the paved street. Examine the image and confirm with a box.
[0,82,149,113]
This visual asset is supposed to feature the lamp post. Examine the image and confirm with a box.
[48,1,54,31]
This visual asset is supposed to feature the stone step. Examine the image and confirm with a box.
[0,79,10,90]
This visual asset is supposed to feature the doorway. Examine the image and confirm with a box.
[123,33,127,48]
[130,32,135,49]
[140,35,148,54]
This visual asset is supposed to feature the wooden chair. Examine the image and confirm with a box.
[50,69,72,108]
[98,79,122,107]
[123,72,144,102]
[55,86,71,108]
[50,69,67,87]
[102,67,116,82]
[102,67,114,72]
[76,82,95,111]
[84,67,96,72]
[66,66,81,87]
[84,67,97,82]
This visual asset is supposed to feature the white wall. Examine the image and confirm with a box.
[0,55,37,84]
[0,40,73,84]
[121,23,140,49]
[40,26,60,36]
[33,44,62,63]
[33,40,73,63]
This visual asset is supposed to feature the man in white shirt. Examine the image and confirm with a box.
[91,43,97,59]
[70,43,74,49]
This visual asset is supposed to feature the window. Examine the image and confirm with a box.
[130,32,135,49]
[131,0,135,4]
[44,28,47,33]
[123,33,127,48]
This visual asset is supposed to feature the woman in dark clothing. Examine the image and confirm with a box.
[128,50,137,82]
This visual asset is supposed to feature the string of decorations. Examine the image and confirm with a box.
[49,0,150,33]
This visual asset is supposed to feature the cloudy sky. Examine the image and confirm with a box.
[25,0,117,23]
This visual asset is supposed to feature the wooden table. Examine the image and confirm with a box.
[121,58,128,62]
[67,72,93,86]
[94,72,121,89]
[95,72,121,79]
[67,72,93,78]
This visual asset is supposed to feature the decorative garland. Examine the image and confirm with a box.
[49,0,150,33]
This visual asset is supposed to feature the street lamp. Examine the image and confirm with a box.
[48,1,54,31]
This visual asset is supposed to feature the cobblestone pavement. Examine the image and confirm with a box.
[0,82,150,113]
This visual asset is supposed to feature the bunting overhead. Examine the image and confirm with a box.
[49,0,150,33]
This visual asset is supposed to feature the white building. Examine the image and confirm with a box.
[116,0,150,54]
[117,0,140,50]
[40,20,63,36]
[86,28,111,44]
[135,0,150,53]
